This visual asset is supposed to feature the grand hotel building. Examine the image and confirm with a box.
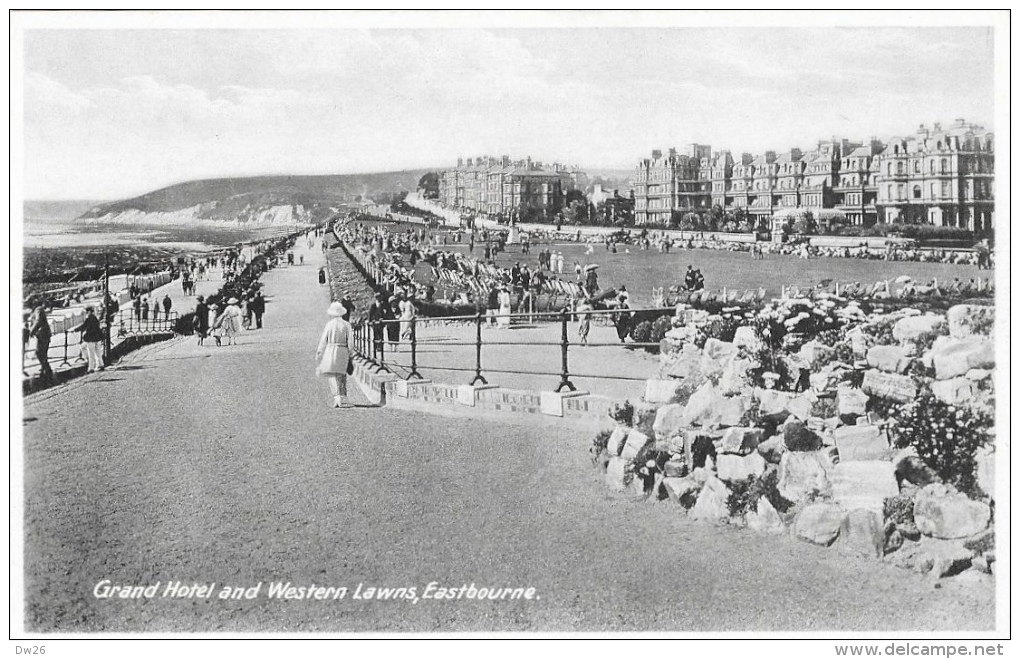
[633,119,994,234]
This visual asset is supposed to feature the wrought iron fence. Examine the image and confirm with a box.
[22,310,178,381]
[351,306,674,393]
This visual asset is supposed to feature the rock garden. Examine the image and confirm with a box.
[593,292,996,582]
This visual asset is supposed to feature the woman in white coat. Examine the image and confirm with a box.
[497,286,512,329]
[216,298,244,346]
[315,301,355,408]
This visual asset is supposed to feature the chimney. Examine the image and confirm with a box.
[668,147,677,158]
[457,158,463,167]
[526,156,533,170]
[651,149,662,159]
[502,155,510,167]
[934,122,942,132]
[741,152,753,165]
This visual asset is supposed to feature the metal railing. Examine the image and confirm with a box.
[22,310,179,381]
[351,306,673,393]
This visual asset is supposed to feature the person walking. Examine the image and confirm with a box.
[249,291,266,329]
[162,294,172,321]
[193,296,209,345]
[318,267,327,286]
[216,298,244,346]
[315,301,356,408]
[399,294,416,342]
[576,299,593,345]
[30,304,54,383]
[497,286,512,329]
[79,306,105,372]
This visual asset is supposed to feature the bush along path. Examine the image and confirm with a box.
[593,293,996,582]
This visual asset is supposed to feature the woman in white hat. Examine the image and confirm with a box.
[315,301,355,408]
[216,297,244,346]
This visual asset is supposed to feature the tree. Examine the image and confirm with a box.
[417,172,440,199]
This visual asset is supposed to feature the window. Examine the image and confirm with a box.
[930,160,935,174]
[887,163,893,176]
[897,162,904,175]
[914,160,921,174]
[930,183,936,198]
[941,159,948,174]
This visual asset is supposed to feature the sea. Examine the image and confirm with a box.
[22,200,276,252]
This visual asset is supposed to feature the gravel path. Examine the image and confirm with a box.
[21,240,995,633]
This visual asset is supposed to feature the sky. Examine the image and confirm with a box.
[17,15,998,201]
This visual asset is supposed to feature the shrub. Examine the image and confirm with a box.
[726,469,793,517]
[630,320,653,343]
[883,494,915,527]
[888,393,993,497]
[608,400,635,426]
[649,315,673,343]
[592,429,612,456]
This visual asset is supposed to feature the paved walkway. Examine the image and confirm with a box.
[20,239,995,633]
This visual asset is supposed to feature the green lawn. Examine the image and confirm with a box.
[356,220,988,307]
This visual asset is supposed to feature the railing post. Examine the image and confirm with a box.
[376,321,387,372]
[555,309,576,393]
[470,311,487,385]
[407,317,422,380]
[60,330,72,366]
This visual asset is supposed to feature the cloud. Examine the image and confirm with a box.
[25,72,91,112]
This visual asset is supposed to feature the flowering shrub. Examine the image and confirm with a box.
[649,315,673,343]
[889,393,993,497]
[630,320,653,343]
[726,470,793,517]
[608,400,635,426]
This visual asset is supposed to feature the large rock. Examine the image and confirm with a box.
[716,427,763,455]
[605,457,631,492]
[756,388,794,418]
[947,304,994,339]
[778,450,833,502]
[831,461,899,515]
[619,429,652,461]
[866,345,912,374]
[889,537,974,577]
[746,496,786,534]
[892,447,940,487]
[798,340,834,369]
[756,435,787,464]
[651,403,686,441]
[833,425,890,462]
[893,314,946,343]
[718,357,757,396]
[787,393,818,421]
[782,419,824,452]
[930,336,995,380]
[732,326,762,353]
[717,452,767,483]
[836,387,869,417]
[661,476,700,506]
[861,370,917,402]
[913,484,991,539]
[607,426,629,456]
[679,382,745,429]
[643,379,683,405]
[837,509,885,558]
[794,502,846,546]
[930,377,975,406]
[703,338,738,361]
[690,477,732,522]
[663,346,723,388]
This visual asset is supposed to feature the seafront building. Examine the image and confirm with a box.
[438,156,586,222]
[633,119,994,233]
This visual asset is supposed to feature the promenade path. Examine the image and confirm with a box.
[20,240,995,633]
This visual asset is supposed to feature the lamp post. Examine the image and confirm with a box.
[103,254,112,364]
